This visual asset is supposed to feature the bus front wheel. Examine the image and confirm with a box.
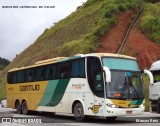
[73,103,85,122]
[22,101,29,115]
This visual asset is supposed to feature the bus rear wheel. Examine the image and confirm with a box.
[22,101,29,115]
[15,101,22,114]
[74,103,85,122]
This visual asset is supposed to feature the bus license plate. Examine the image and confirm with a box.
[126,111,132,114]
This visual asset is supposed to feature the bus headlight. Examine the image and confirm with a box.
[106,103,119,108]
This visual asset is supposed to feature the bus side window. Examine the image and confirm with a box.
[45,65,56,80]
[7,73,11,84]
[78,59,85,77]
[95,72,104,91]
[12,72,17,84]
[153,71,160,83]
[35,67,46,81]
[58,62,71,78]
[71,59,85,78]
[17,70,25,83]
[7,72,17,84]
[26,69,34,82]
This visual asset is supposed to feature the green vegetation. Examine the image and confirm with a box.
[140,2,160,44]
[0,0,155,111]
[0,57,10,100]
[143,75,150,111]
[145,0,160,3]
[0,75,6,101]
[57,0,142,56]
[0,0,144,98]
[0,57,10,71]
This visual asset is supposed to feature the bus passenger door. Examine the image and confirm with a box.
[93,71,105,116]
[87,57,105,116]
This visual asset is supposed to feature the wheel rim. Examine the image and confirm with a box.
[16,103,21,113]
[75,107,82,117]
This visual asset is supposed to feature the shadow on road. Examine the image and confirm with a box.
[11,111,133,123]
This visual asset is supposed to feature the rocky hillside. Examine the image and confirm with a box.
[0,0,160,97]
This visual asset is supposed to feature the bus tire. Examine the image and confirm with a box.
[22,101,29,115]
[157,100,160,114]
[15,100,22,114]
[73,102,85,122]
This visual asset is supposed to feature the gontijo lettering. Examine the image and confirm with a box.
[20,84,40,91]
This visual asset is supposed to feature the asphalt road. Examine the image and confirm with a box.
[0,105,160,126]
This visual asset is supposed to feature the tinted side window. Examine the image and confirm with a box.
[57,62,71,78]
[45,65,56,80]
[7,72,17,84]
[87,57,103,97]
[35,67,46,81]
[17,70,26,83]
[7,72,12,84]
[26,69,34,82]
[87,57,101,80]
[71,59,85,78]
[152,71,160,83]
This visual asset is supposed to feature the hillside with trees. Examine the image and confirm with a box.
[0,0,160,108]
[0,57,10,71]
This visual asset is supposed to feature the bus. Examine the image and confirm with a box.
[6,53,145,121]
[144,60,160,113]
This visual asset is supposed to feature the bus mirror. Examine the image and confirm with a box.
[103,66,111,83]
[144,69,154,84]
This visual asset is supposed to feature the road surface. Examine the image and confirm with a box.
[0,105,160,126]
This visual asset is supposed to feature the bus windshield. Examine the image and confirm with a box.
[102,57,140,71]
[102,57,144,99]
[106,71,144,99]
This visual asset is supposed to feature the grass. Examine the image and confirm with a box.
[0,75,6,101]
[0,0,143,97]
[140,2,160,44]
[55,0,143,56]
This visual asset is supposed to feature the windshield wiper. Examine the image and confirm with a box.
[133,75,144,98]
[127,74,139,98]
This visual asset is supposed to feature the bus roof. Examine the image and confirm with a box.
[150,60,160,71]
[86,53,136,60]
[8,53,136,72]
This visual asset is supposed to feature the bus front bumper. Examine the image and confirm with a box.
[105,107,145,117]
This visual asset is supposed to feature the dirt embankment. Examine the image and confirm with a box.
[124,26,160,69]
[97,11,160,69]
[97,11,133,53]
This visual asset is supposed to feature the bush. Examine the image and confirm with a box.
[140,3,160,44]
[58,39,95,56]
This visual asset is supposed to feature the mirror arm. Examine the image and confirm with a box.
[144,69,154,84]
[103,66,111,83]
